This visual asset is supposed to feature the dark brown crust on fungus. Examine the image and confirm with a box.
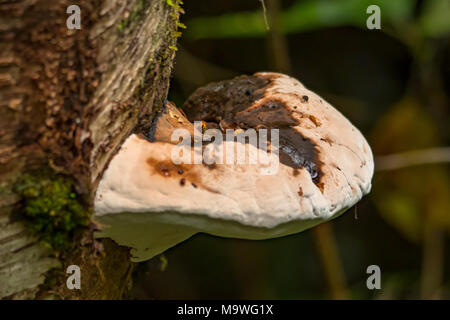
[182,73,325,190]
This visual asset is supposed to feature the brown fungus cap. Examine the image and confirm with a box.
[94,72,373,262]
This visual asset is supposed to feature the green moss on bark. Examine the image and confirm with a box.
[14,172,89,251]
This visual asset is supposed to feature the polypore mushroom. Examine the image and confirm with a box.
[94,72,374,262]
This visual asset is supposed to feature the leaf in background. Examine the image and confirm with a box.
[370,98,450,242]
[419,0,450,37]
[184,0,415,40]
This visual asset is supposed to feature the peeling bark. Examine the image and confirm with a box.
[0,0,180,299]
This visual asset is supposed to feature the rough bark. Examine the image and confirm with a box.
[0,0,180,299]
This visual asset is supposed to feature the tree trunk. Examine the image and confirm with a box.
[0,0,181,299]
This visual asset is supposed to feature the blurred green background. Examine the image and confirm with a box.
[131,0,450,299]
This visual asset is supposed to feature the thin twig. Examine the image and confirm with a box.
[375,147,450,171]
[312,223,349,299]
[421,222,444,299]
[259,0,270,30]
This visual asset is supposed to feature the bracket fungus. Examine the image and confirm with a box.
[94,72,374,262]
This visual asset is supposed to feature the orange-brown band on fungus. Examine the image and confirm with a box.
[145,158,220,194]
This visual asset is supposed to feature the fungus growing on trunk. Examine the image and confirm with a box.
[94,72,374,262]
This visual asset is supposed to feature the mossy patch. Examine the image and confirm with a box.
[14,172,89,251]
[166,0,186,51]
[166,0,184,14]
